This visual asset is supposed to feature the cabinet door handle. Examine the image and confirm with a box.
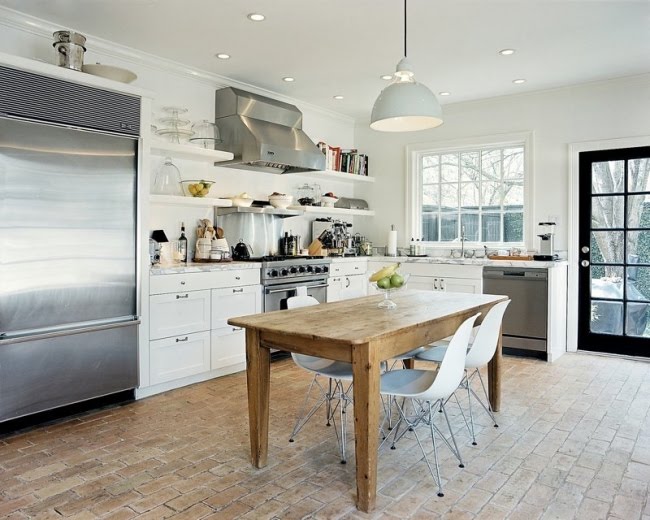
[176,293,189,299]
[232,288,244,293]
[235,276,241,280]
[232,327,243,332]
[180,281,186,285]
[433,278,438,290]
[440,278,445,291]
[354,266,359,270]
[345,277,351,288]
[175,336,189,342]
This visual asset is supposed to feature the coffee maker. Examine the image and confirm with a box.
[534,222,558,261]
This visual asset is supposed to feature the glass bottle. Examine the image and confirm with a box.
[178,222,188,263]
[153,157,182,196]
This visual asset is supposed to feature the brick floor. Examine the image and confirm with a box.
[1,352,649,519]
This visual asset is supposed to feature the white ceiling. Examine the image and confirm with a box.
[2,0,649,120]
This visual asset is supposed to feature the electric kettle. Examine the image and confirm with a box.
[232,239,253,260]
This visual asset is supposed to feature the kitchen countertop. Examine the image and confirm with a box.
[150,261,262,275]
[353,255,568,268]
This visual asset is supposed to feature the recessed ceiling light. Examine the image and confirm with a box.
[247,13,265,21]
[380,74,393,80]
[439,92,451,96]
[499,49,516,56]
[333,95,344,100]
[282,77,295,82]
[512,78,526,84]
[215,53,231,60]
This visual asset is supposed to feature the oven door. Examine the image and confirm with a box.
[264,279,328,312]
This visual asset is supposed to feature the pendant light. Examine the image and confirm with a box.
[370,0,443,132]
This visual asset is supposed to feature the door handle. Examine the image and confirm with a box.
[581,246,590,254]
[176,293,189,299]
[581,260,590,267]
[232,288,244,293]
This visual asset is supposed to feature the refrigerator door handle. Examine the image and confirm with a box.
[0,317,140,346]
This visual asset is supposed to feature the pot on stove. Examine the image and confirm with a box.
[232,239,253,260]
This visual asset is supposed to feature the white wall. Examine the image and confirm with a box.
[354,75,650,253]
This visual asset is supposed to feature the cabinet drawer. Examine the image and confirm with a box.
[401,263,482,279]
[150,331,210,385]
[150,269,260,295]
[211,327,246,370]
[330,260,367,277]
[211,284,262,328]
[150,290,210,340]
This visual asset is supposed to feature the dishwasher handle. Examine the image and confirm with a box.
[483,268,547,280]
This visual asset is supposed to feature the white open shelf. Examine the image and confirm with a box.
[287,205,375,217]
[150,142,234,162]
[295,169,374,184]
[149,194,233,207]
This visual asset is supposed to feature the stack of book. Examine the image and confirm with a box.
[317,142,369,176]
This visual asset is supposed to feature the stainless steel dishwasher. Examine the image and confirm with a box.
[483,267,548,357]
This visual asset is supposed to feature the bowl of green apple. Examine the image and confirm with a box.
[369,263,408,309]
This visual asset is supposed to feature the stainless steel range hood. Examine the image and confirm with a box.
[214,87,325,174]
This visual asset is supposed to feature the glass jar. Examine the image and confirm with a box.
[189,120,221,149]
[152,157,182,196]
[296,183,316,206]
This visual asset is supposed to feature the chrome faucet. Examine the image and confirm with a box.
[459,226,466,258]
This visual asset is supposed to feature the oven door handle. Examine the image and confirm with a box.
[265,283,329,294]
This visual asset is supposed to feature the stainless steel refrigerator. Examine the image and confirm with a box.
[0,64,140,423]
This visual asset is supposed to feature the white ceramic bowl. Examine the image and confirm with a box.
[268,195,293,209]
[230,196,254,207]
[321,196,339,208]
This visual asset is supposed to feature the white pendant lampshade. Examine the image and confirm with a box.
[370,58,443,132]
[370,1,443,132]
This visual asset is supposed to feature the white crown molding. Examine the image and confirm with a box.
[0,6,355,125]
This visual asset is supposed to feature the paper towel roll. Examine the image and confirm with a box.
[387,229,397,256]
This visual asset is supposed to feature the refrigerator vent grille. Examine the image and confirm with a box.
[0,65,140,136]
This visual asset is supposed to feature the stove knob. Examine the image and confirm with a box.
[298,266,306,273]
[322,266,329,273]
[280,268,289,276]
[314,266,322,274]
[290,267,298,274]
[269,269,278,277]
[306,265,314,273]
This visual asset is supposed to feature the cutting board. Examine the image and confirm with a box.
[487,255,534,261]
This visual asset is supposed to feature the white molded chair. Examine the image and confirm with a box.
[380,313,480,497]
[415,300,510,445]
[287,293,353,464]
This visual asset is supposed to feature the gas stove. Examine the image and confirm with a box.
[248,256,331,284]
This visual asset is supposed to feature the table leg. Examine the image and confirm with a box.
[487,325,502,412]
[246,329,270,468]
[351,342,380,513]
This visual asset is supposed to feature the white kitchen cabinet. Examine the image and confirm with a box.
[328,274,367,302]
[210,284,261,369]
[441,277,481,294]
[149,290,211,340]
[150,331,211,385]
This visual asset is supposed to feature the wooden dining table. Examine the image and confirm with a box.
[228,289,508,513]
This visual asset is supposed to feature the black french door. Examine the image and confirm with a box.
[578,146,650,356]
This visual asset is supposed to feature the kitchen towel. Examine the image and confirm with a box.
[387,226,397,256]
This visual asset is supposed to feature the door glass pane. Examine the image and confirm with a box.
[590,300,623,335]
[627,158,650,192]
[591,231,624,263]
[626,303,650,337]
[591,267,624,299]
[592,196,624,229]
[504,213,523,243]
[627,232,650,263]
[422,213,439,241]
[627,267,650,302]
[482,213,501,242]
[627,194,650,228]
[460,152,479,182]
[440,154,459,182]
[440,214,458,241]
[591,160,624,194]
[460,214,479,241]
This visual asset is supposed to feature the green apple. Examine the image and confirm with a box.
[377,277,391,289]
[390,273,405,288]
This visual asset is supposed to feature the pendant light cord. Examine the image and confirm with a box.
[404,0,406,58]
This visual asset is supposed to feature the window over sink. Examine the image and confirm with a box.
[406,132,533,248]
